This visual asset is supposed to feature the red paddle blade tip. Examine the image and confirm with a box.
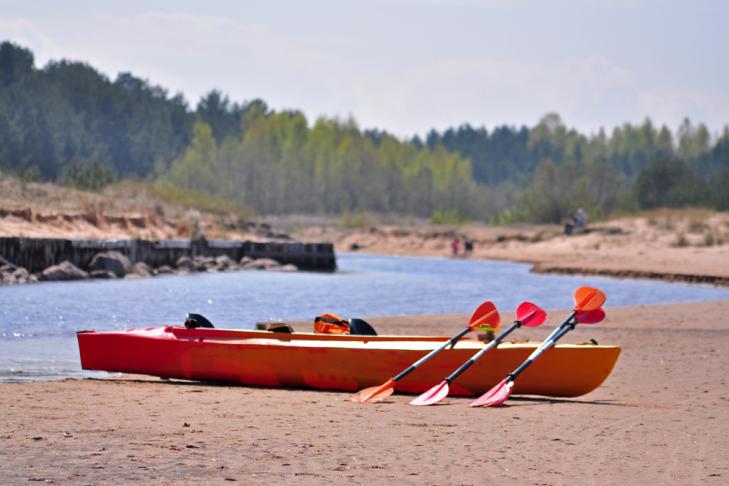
[575,307,606,324]
[350,379,396,403]
[469,301,500,331]
[515,301,547,327]
[410,381,450,406]
[470,379,513,407]
[573,286,606,312]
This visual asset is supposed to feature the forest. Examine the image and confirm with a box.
[1,41,728,223]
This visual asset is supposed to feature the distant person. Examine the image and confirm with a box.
[451,239,460,256]
[564,208,588,236]
[464,240,474,254]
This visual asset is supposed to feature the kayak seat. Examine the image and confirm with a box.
[184,313,215,329]
[267,322,294,333]
[349,318,377,336]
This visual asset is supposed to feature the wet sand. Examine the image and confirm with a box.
[1,300,728,484]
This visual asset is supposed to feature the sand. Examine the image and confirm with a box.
[1,300,728,485]
[297,211,729,285]
[2,181,729,483]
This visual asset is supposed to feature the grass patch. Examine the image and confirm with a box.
[430,210,470,225]
[338,211,372,229]
[152,181,254,217]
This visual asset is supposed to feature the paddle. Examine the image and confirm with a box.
[470,305,606,408]
[350,300,501,403]
[410,302,547,406]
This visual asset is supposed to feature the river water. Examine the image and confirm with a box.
[2,253,728,382]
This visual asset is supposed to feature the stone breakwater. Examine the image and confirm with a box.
[0,237,336,285]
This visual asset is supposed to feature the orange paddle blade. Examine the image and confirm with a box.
[470,379,513,407]
[350,378,396,403]
[410,380,450,406]
[468,301,501,331]
[573,286,606,312]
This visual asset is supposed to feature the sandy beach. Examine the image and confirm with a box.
[2,191,729,484]
[1,300,728,485]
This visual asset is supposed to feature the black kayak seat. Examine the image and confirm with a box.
[185,313,215,329]
[349,318,377,336]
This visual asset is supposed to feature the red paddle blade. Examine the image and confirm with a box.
[410,380,450,406]
[468,301,500,331]
[470,379,513,407]
[515,302,547,327]
[350,378,396,403]
[573,286,606,312]
[574,307,606,324]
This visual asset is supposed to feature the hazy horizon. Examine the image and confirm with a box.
[2,0,727,137]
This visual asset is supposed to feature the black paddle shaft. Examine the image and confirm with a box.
[445,320,523,383]
[507,320,577,382]
[393,326,471,382]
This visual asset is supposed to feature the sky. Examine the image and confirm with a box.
[1,0,727,137]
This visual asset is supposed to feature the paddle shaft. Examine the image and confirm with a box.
[443,320,522,384]
[542,310,576,343]
[506,319,577,382]
[392,326,471,382]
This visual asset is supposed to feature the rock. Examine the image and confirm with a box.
[41,261,88,281]
[10,267,31,283]
[239,256,253,266]
[193,256,215,272]
[156,265,175,275]
[0,264,16,273]
[89,251,132,278]
[90,269,117,279]
[132,261,154,277]
[1,266,31,284]
[215,255,236,269]
[242,258,281,270]
[176,256,194,271]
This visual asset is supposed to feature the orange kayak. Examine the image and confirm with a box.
[77,327,620,398]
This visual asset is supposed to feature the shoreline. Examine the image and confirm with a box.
[343,248,729,287]
[1,300,728,484]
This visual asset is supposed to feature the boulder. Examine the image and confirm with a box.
[239,256,253,266]
[1,266,31,284]
[41,261,88,281]
[242,258,281,270]
[156,265,175,275]
[176,256,194,271]
[89,251,132,278]
[0,264,16,273]
[132,261,154,277]
[215,255,236,269]
[193,256,215,272]
[90,269,117,279]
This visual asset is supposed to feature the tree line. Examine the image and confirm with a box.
[1,41,727,222]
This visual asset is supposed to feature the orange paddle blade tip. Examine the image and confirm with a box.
[468,301,501,331]
[410,380,450,406]
[515,302,547,328]
[350,378,396,403]
[470,379,513,407]
[573,286,606,312]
